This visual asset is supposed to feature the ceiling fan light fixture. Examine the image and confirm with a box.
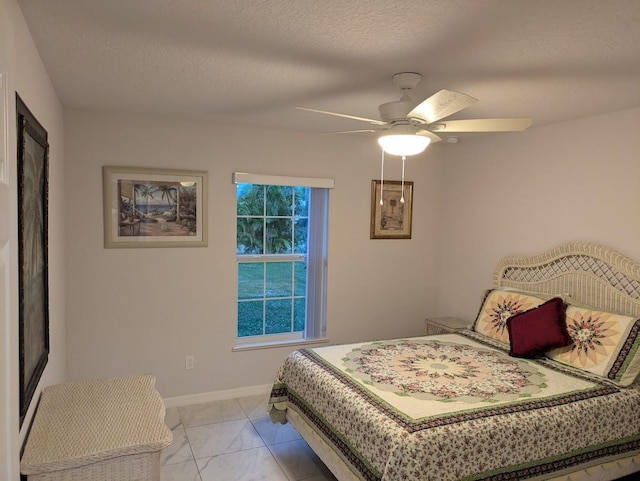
[377,133,431,157]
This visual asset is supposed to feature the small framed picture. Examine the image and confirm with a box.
[102,166,208,248]
[370,180,413,239]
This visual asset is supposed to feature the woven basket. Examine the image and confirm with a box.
[20,374,172,481]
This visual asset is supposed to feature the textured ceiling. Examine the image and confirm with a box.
[17,0,640,138]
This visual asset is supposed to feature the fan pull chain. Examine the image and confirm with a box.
[379,148,385,206]
[400,155,406,203]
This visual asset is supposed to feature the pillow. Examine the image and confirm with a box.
[473,289,549,344]
[546,304,640,386]
[506,297,572,358]
[499,287,571,299]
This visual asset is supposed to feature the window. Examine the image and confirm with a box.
[233,173,333,345]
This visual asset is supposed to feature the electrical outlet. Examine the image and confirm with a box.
[185,355,194,370]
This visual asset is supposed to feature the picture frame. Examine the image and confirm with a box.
[370,180,413,239]
[103,166,208,248]
[16,94,49,426]
[1,73,7,184]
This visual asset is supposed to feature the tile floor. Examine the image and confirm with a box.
[161,393,338,481]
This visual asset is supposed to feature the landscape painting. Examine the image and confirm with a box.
[103,166,208,248]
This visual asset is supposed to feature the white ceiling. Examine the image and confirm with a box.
[17,0,640,139]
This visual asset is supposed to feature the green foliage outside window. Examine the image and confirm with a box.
[236,184,309,337]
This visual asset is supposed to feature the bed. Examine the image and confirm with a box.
[268,242,640,481]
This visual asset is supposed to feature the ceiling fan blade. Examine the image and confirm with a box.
[296,107,387,126]
[328,129,378,135]
[428,118,532,132]
[407,89,477,124]
[416,129,443,143]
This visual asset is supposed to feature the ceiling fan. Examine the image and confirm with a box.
[297,72,532,156]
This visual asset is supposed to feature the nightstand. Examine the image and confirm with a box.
[424,317,472,335]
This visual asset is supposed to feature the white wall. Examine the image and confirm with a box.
[0,0,66,479]
[63,110,442,398]
[62,106,640,401]
[436,107,640,321]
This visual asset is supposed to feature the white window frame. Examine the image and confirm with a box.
[233,172,334,348]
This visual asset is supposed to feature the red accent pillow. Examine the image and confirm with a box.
[506,297,572,358]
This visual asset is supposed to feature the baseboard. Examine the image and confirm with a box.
[163,383,273,408]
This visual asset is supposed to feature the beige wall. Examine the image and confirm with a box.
[0,0,66,479]
[59,106,640,404]
[435,107,640,321]
[63,110,442,398]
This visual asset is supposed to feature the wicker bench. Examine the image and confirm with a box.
[20,374,173,481]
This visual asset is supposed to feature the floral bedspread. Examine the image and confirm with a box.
[269,331,640,481]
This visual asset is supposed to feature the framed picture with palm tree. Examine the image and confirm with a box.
[370,179,413,239]
[102,166,208,248]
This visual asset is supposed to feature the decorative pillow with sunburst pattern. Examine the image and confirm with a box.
[546,305,640,386]
[473,289,549,344]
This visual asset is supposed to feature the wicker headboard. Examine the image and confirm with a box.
[494,242,640,318]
